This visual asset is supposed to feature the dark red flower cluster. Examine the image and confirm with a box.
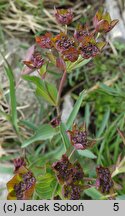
[54,8,73,25]
[13,157,26,173]
[96,165,114,194]
[50,116,61,128]
[14,171,36,200]
[67,124,88,150]
[35,32,53,49]
[7,158,36,200]
[23,51,45,69]
[23,8,118,73]
[52,154,84,199]
[67,123,95,150]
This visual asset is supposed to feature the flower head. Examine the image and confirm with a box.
[74,24,92,42]
[50,116,61,127]
[23,51,45,69]
[52,154,84,200]
[96,165,114,194]
[93,9,119,33]
[52,32,78,62]
[35,32,53,49]
[52,154,72,184]
[62,47,79,62]
[67,123,88,150]
[7,166,36,200]
[55,8,73,25]
[79,39,106,59]
[52,32,76,52]
[13,157,26,173]
[62,184,82,200]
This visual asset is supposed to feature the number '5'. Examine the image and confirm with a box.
[113,203,119,211]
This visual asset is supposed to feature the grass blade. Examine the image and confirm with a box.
[60,122,70,151]
[66,90,86,129]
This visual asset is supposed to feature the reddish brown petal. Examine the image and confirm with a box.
[23,60,35,69]
[109,19,119,31]
[95,20,110,32]
[35,32,53,49]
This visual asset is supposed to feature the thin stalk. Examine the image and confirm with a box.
[68,148,76,160]
[57,69,67,105]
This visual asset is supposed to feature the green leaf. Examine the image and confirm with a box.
[67,56,91,72]
[20,120,37,131]
[39,64,46,76]
[4,64,18,132]
[85,103,90,129]
[84,187,102,200]
[77,149,97,159]
[60,123,71,151]
[99,83,119,96]
[23,75,58,106]
[29,145,66,168]
[36,173,57,199]
[96,108,110,138]
[75,58,91,70]
[66,90,87,129]
[22,124,57,148]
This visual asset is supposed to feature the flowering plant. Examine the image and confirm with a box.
[6,7,120,200]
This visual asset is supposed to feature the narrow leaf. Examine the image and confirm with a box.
[66,90,87,129]
[60,123,71,151]
[22,124,57,148]
[85,103,90,129]
[4,65,18,132]
[77,149,97,159]
[23,75,57,106]
[96,108,110,138]
[84,187,102,200]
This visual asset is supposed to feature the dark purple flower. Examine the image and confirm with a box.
[7,166,36,200]
[55,8,73,25]
[74,24,92,42]
[62,47,79,62]
[52,32,76,52]
[23,51,45,69]
[13,157,26,173]
[96,165,114,194]
[80,42,100,59]
[62,184,82,200]
[35,32,53,49]
[67,124,88,150]
[52,154,84,199]
[50,116,61,128]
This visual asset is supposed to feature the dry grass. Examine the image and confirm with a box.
[0,0,92,36]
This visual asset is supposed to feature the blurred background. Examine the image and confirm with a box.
[0,0,125,199]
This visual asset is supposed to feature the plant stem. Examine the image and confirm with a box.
[57,69,67,105]
[68,148,76,160]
